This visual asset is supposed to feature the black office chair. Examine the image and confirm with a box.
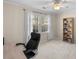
[16,32,40,59]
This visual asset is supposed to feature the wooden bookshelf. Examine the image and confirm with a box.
[63,18,74,43]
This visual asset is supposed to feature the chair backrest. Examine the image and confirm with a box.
[25,32,40,50]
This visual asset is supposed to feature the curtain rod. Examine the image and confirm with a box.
[22,8,48,15]
[32,11,47,15]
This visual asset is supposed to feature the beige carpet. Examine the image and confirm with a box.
[4,40,76,59]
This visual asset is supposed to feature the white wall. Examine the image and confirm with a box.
[3,3,25,45]
[49,13,59,40]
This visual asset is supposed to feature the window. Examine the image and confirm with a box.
[31,12,49,32]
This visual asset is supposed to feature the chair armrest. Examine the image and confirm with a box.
[16,43,26,50]
[16,43,25,47]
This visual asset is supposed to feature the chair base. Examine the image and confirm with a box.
[23,50,35,59]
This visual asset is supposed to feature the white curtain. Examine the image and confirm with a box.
[24,10,32,44]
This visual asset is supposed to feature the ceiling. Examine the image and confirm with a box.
[4,0,76,13]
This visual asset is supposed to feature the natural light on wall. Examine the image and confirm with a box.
[46,15,50,33]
